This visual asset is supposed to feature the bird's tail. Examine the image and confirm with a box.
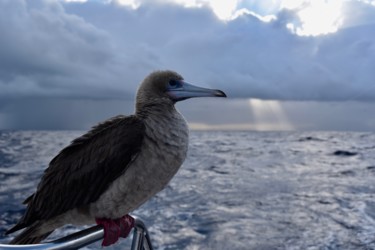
[8,222,54,245]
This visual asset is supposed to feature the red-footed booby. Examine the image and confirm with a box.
[6,70,226,246]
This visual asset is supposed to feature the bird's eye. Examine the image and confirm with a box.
[168,80,180,88]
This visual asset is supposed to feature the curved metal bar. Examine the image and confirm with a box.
[0,219,153,250]
[131,219,153,250]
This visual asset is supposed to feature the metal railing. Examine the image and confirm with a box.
[0,219,153,250]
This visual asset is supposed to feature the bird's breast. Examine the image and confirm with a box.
[91,109,189,219]
[131,109,189,196]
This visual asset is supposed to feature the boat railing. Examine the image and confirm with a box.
[0,218,153,250]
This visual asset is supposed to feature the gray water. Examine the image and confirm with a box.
[1,131,375,249]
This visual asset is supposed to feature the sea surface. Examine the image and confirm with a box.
[0,130,375,250]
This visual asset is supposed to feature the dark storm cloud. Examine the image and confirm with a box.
[0,98,135,130]
[0,0,148,101]
[64,0,375,102]
[0,0,375,130]
[1,0,375,102]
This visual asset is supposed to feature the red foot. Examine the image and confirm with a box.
[95,214,135,247]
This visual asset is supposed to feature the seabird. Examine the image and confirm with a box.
[6,70,226,246]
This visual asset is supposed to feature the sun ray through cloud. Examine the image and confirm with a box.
[248,98,294,131]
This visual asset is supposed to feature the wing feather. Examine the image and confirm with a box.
[7,115,145,234]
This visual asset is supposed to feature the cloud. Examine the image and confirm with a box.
[0,0,150,101]
[1,0,375,103]
[65,0,375,102]
[0,0,375,130]
[0,97,135,130]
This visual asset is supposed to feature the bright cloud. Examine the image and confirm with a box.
[115,0,140,8]
[61,0,355,35]
[205,0,240,20]
[282,0,344,36]
[113,0,242,20]
[110,0,346,35]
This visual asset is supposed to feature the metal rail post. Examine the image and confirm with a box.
[0,218,153,250]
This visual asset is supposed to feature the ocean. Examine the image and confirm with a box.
[0,130,375,249]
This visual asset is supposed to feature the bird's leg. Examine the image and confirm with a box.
[95,214,135,247]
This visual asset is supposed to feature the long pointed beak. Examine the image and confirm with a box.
[167,81,227,102]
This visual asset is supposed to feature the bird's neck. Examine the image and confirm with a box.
[136,101,189,142]
[135,99,176,118]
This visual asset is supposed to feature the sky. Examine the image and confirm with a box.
[0,0,375,131]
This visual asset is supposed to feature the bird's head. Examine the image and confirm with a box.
[136,70,226,111]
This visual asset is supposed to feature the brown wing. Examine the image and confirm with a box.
[7,115,145,234]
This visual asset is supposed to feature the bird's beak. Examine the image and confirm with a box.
[167,81,227,102]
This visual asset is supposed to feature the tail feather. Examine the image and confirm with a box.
[8,222,54,245]
[6,222,27,235]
